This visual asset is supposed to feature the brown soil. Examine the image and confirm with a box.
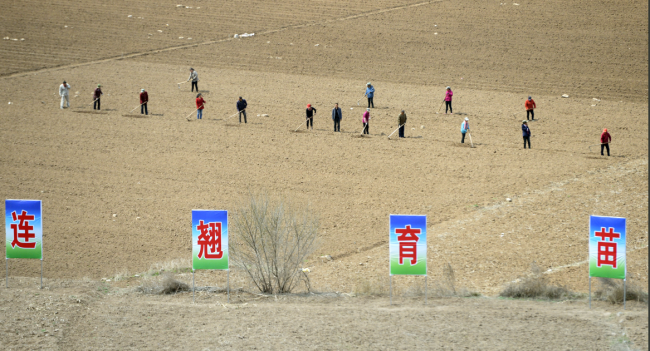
[0,0,647,349]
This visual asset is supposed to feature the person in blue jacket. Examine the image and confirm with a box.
[332,103,342,132]
[364,82,375,108]
[522,120,531,149]
[237,97,247,123]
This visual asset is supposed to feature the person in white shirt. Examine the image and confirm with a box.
[188,68,199,92]
[59,81,71,109]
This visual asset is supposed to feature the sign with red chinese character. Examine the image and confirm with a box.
[5,200,42,259]
[589,215,626,279]
[389,214,426,275]
[192,210,228,270]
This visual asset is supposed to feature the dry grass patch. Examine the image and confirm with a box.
[500,263,574,300]
[595,277,648,304]
[429,263,481,298]
[146,258,191,276]
[354,264,480,298]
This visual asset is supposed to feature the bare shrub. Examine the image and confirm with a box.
[136,273,190,295]
[230,194,319,294]
[161,274,190,294]
[500,263,572,300]
[595,277,648,304]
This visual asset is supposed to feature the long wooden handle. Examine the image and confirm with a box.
[388,124,405,139]
[185,109,198,119]
[294,120,307,132]
[224,108,245,122]
[129,102,146,113]
[360,123,368,134]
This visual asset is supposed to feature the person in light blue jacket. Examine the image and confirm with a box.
[365,82,375,108]
[460,117,470,143]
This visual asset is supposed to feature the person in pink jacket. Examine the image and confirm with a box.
[444,86,453,114]
[362,108,370,134]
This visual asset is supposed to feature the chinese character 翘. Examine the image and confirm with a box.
[196,220,223,259]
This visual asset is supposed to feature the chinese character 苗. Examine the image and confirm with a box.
[197,220,223,259]
[396,225,420,265]
[595,227,620,268]
[10,210,36,249]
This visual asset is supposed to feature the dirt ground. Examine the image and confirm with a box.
[0,0,648,349]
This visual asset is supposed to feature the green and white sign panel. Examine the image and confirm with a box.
[5,199,43,259]
[589,215,626,279]
[389,214,426,276]
[192,210,228,270]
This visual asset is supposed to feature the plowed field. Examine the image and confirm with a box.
[0,0,647,349]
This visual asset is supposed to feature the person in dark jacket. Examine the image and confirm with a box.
[398,110,407,138]
[139,89,148,115]
[93,84,102,110]
[522,120,531,149]
[332,103,342,132]
[306,104,317,130]
[237,97,247,123]
[601,128,611,156]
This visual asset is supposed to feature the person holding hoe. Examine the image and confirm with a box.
[460,117,469,143]
[306,104,317,130]
[365,82,375,108]
[139,89,148,115]
[237,97,247,123]
[522,120,531,149]
[398,110,407,138]
[195,93,205,120]
[525,96,536,120]
[188,68,199,92]
[600,128,611,156]
[445,86,454,114]
[332,103,342,132]
[93,84,103,110]
[362,108,371,134]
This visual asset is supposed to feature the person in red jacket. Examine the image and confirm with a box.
[195,93,205,120]
[139,89,148,115]
[525,96,536,120]
[600,128,611,156]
